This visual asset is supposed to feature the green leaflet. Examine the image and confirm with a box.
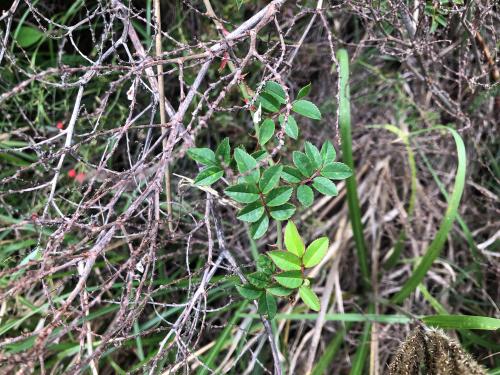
[224,183,260,203]
[296,83,311,100]
[237,201,265,222]
[265,186,293,207]
[250,215,269,239]
[188,148,216,166]
[267,251,302,271]
[321,162,352,180]
[297,185,314,207]
[303,237,329,268]
[281,166,302,183]
[194,167,223,186]
[279,114,299,139]
[275,270,303,289]
[293,151,314,177]
[259,165,282,194]
[258,118,275,146]
[292,100,321,120]
[269,203,296,221]
[284,221,305,257]
[320,141,336,164]
[236,285,263,300]
[299,286,321,311]
[305,142,322,169]
[312,177,338,196]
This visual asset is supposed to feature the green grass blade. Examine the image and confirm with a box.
[237,312,411,324]
[422,315,500,330]
[337,48,370,285]
[391,126,466,304]
[349,320,371,375]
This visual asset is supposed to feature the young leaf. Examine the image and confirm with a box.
[305,142,322,169]
[312,177,338,196]
[297,185,314,207]
[215,137,231,165]
[275,270,303,289]
[236,285,263,300]
[284,221,305,257]
[303,237,329,268]
[258,118,275,146]
[267,285,294,297]
[258,292,277,319]
[269,203,296,221]
[279,114,299,140]
[299,286,321,311]
[320,141,336,164]
[267,251,302,271]
[292,100,321,120]
[265,186,293,207]
[320,162,353,180]
[237,201,265,222]
[250,214,269,240]
[259,165,283,194]
[224,183,260,203]
[188,148,216,166]
[281,166,302,183]
[194,167,224,186]
[263,81,286,103]
[247,271,271,288]
[293,151,314,177]
[296,83,311,100]
[234,148,259,183]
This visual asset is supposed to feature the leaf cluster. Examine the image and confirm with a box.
[236,221,328,317]
[188,82,352,239]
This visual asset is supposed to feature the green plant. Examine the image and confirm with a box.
[187,82,351,316]
[236,221,329,317]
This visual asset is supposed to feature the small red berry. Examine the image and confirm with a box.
[68,169,76,178]
[56,121,64,130]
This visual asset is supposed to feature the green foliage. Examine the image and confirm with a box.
[186,83,345,317]
[188,82,350,239]
[235,220,329,315]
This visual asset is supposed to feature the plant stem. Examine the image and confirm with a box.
[276,220,283,250]
[154,0,174,233]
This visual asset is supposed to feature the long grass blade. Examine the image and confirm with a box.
[336,48,370,285]
[391,126,466,304]
[422,315,500,330]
